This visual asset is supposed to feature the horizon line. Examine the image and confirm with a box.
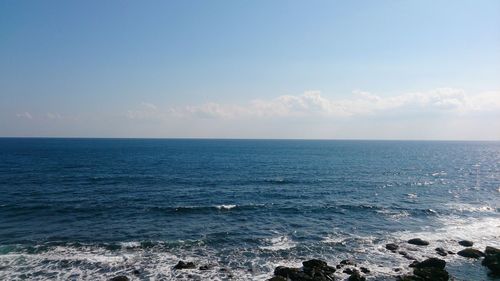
[0,136,499,142]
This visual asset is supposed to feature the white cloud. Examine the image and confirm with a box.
[127,88,500,121]
[16,112,33,119]
[141,102,157,110]
[46,112,62,119]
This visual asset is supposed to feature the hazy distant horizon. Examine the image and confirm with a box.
[1,136,500,142]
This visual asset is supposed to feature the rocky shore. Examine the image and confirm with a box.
[108,240,500,281]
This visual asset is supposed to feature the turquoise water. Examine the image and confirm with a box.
[0,139,499,280]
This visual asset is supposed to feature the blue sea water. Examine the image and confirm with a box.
[0,138,499,280]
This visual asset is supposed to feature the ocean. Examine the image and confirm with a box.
[0,138,498,280]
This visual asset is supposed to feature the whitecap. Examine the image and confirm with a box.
[215,204,237,210]
[120,241,141,248]
[259,236,296,251]
[406,193,417,198]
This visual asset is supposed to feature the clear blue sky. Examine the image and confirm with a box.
[1,1,499,139]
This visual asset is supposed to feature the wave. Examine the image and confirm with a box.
[214,204,237,210]
[259,235,296,251]
[445,203,498,213]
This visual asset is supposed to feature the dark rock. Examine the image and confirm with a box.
[435,247,447,256]
[360,267,370,274]
[400,258,449,281]
[336,264,342,269]
[109,276,129,281]
[447,250,455,255]
[174,260,196,269]
[397,275,418,281]
[274,266,308,281]
[348,269,366,281]
[199,264,213,270]
[482,247,500,276]
[273,262,336,281]
[302,259,336,279]
[482,254,500,276]
[457,248,484,259]
[340,259,356,266]
[458,240,473,247]
[303,259,327,269]
[386,243,399,251]
[343,268,355,274]
[409,261,419,268]
[274,266,299,277]
[407,238,429,246]
[413,267,449,281]
[485,246,500,256]
[132,269,141,275]
[414,258,446,270]
[398,251,408,256]
[394,268,402,272]
[267,277,287,281]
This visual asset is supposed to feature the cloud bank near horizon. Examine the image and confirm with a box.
[10,87,500,140]
[126,88,500,121]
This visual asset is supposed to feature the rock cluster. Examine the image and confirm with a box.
[270,259,336,281]
[268,259,369,281]
[173,260,196,269]
[105,242,500,281]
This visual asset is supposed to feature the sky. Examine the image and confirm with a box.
[1,0,499,140]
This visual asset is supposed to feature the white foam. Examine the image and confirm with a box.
[215,204,237,210]
[120,241,141,248]
[446,202,497,213]
[259,236,296,251]
[406,193,418,198]
[0,243,301,281]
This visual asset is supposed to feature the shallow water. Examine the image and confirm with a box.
[0,139,499,280]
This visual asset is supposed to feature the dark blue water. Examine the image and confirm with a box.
[0,139,499,280]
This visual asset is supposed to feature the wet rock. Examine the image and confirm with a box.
[414,258,446,270]
[447,250,455,255]
[394,268,402,272]
[132,269,141,275]
[267,276,287,281]
[199,264,213,270]
[457,248,484,259]
[174,260,196,269]
[272,260,336,281]
[409,261,419,268]
[435,247,447,256]
[347,269,366,281]
[302,259,336,279]
[458,240,473,247]
[407,238,429,246]
[485,246,500,256]
[109,276,129,281]
[400,258,449,281]
[413,267,449,281]
[273,266,306,280]
[340,259,357,266]
[360,267,370,274]
[482,246,500,276]
[343,268,355,274]
[303,259,328,269]
[386,243,399,251]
